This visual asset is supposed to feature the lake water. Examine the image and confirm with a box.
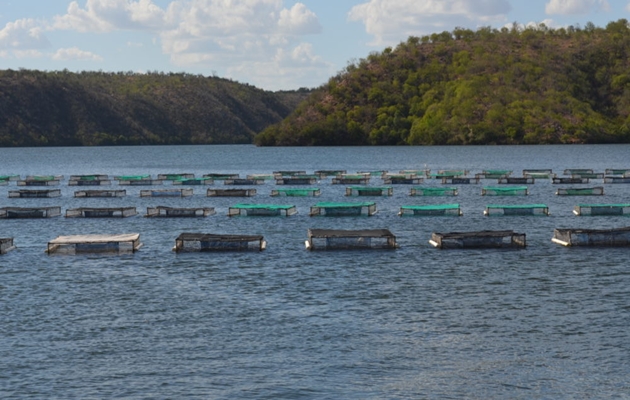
[1,144,630,399]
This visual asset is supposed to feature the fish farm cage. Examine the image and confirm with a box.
[171,177,214,185]
[224,178,265,186]
[207,189,257,197]
[523,172,556,179]
[0,175,20,182]
[357,170,388,177]
[9,189,61,198]
[69,174,109,180]
[139,189,193,197]
[246,174,275,180]
[382,175,424,185]
[203,173,240,180]
[552,227,630,247]
[345,186,393,196]
[564,169,593,175]
[46,233,142,255]
[497,177,534,184]
[0,238,16,255]
[523,169,553,175]
[605,169,630,175]
[409,187,458,196]
[604,176,630,184]
[553,177,589,184]
[441,177,480,184]
[484,204,549,216]
[0,207,61,218]
[309,202,377,217]
[430,230,527,249]
[68,179,112,186]
[476,170,512,179]
[273,170,307,177]
[305,229,398,250]
[271,188,321,197]
[157,173,195,180]
[173,233,266,252]
[556,187,604,196]
[332,175,370,185]
[275,177,318,185]
[115,174,150,180]
[18,178,60,186]
[573,204,630,216]
[65,207,138,218]
[398,204,462,216]
[570,173,604,179]
[315,170,347,178]
[228,204,298,217]
[481,186,529,196]
[400,169,430,176]
[117,179,163,186]
[145,206,215,218]
[74,190,126,198]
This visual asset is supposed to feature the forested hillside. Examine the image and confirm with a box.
[0,70,309,146]
[256,19,630,146]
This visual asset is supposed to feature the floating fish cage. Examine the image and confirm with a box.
[571,173,604,179]
[246,174,275,180]
[398,204,462,216]
[484,204,549,216]
[441,177,480,184]
[224,178,265,186]
[482,186,529,196]
[146,206,215,218]
[357,170,387,177]
[271,188,321,197]
[477,170,512,179]
[0,179,8,186]
[523,172,555,179]
[0,238,16,254]
[173,233,266,252]
[203,173,240,180]
[552,227,630,247]
[66,207,138,218]
[430,230,526,249]
[332,175,370,185]
[400,169,430,176]
[69,174,108,179]
[345,186,393,196]
[556,187,604,196]
[438,169,468,176]
[74,190,126,198]
[564,169,593,175]
[553,177,589,184]
[207,189,257,197]
[273,170,306,177]
[157,173,195,180]
[497,177,534,184]
[18,179,60,186]
[114,174,151,181]
[26,175,63,181]
[68,179,111,186]
[309,202,377,217]
[9,189,61,198]
[315,170,346,178]
[0,206,61,218]
[305,229,398,250]
[605,169,630,175]
[604,176,630,184]
[172,177,214,185]
[410,187,458,196]
[46,233,142,255]
[523,169,552,175]
[275,177,318,185]
[140,189,193,197]
[383,176,423,185]
[573,203,630,216]
[0,175,20,181]
[228,204,297,217]
[117,179,163,186]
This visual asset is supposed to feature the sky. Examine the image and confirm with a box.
[0,0,626,91]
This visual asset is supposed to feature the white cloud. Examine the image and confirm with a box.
[349,0,511,46]
[278,3,321,35]
[52,46,103,61]
[0,18,50,50]
[545,0,609,15]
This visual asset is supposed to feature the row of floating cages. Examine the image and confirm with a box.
[573,203,630,216]
[556,187,604,196]
[441,177,480,184]
[207,189,257,197]
[146,206,215,218]
[139,189,193,197]
[484,204,549,216]
[430,230,526,249]
[552,227,630,247]
[309,202,377,217]
[172,177,214,185]
[46,233,142,255]
[398,204,462,216]
[475,170,513,179]
[174,233,266,252]
[271,188,320,197]
[305,229,398,250]
[346,186,393,196]
[332,175,370,185]
[228,204,297,217]
[481,186,528,196]
[275,176,318,185]
[553,177,589,184]
[224,178,265,186]
[410,187,458,196]
[74,190,126,198]
[604,176,630,184]
[66,207,138,218]
[498,177,535,184]
[0,237,16,254]
[0,206,61,218]
[9,189,61,198]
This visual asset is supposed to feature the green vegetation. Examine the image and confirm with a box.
[0,70,309,146]
[256,20,630,146]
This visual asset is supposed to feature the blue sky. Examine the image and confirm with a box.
[0,0,625,90]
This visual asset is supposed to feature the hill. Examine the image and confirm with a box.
[0,70,309,146]
[256,19,630,146]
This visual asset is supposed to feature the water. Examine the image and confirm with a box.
[1,145,630,399]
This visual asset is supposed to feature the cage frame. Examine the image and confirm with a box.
[173,232,266,252]
[553,177,589,184]
[275,177,318,185]
[398,204,463,216]
[139,189,193,197]
[305,228,398,250]
[430,230,527,249]
[309,201,377,217]
[65,207,138,218]
[484,204,549,216]
[573,203,630,216]
[74,190,126,198]
[228,204,298,217]
[9,189,61,198]
[552,227,630,247]
[345,186,393,196]
[207,188,257,197]
[481,186,529,196]
[409,187,458,196]
[271,188,321,197]
[145,206,215,218]
[0,206,61,218]
[0,237,16,254]
[556,187,604,196]
[157,173,195,180]
[171,177,214,185]
[46,233,142,255]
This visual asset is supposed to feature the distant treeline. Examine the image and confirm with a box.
[0,69,310,146]
[256,19,630,146]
